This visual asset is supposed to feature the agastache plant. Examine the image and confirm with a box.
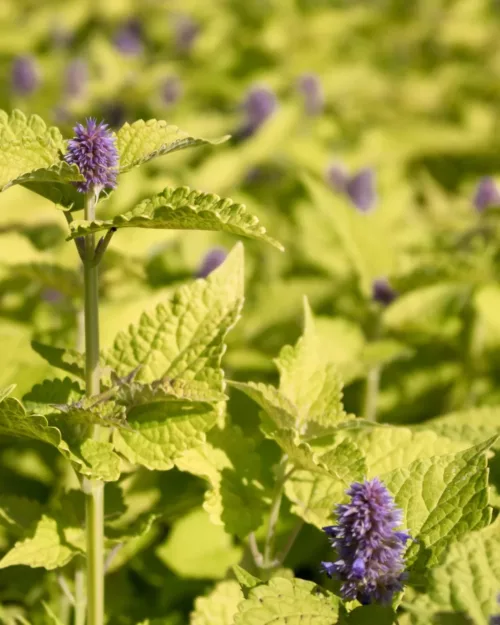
[0,108,285,624]
[322,479,411,605]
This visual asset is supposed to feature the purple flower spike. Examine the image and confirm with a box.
[237,86,277,139]
[64,119,119,193]
[196,248,227,278]
[65,58,88,99]
[11,56,40,96]
[473,176,500,212]
[114,19,143,56]
[297,73,324,116]
[321,478,411,605]
[372,278,397,306]
[161,76,183,107]
[346,168,377,212]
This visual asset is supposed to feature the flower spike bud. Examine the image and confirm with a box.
[322,478,411,605]
[196,248,227,278]
[473,176,500,212]
[64,119,119,194]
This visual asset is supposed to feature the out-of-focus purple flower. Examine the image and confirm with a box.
[64,119,119,193]
[42,288,64,304]
[297,73,324,116]
[322,478,411,605]
[65,58,88,99]
[326,163,377,212]
[346,168,377,212]
[372,278,397,306]
[473,176,500,212]
[174,15,199,54]
[326,163,348,193]
[160,76,183,107]
[114,19,143,56]
[11,56,40,96]
[237,86,277,139]
[196,248,227,278]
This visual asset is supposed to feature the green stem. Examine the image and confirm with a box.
[82,190,104,625]
[74,568,86,625]
[263,458,290,568]
[363,365,381,422]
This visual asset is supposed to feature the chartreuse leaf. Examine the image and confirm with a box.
[115,118,229,172]
[0,110,65,187]
[106,243,244,388]
[175,425,265,537]
[0,515,81,570]
[67,186,283,250]
[284,438,366,528]
[157,508,242,580]
[0,393,120,482]
[0,496,43,536]
[31,341,86,380]
[190,580,244,625]
[232,565,261,589]
[113,400,218,471]
[234,577,339,625]
[228,381,298,430]
[382,438,496,573]
[23,377,83,415]
[275,299,346,428]
[337,425,469,477]
[411,520,500,625]
[412,407,500,448]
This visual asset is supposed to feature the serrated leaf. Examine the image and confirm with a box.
[157,508,242,579]
[113,400,218,471]
[23,377,83,415]
[234,577,339,625]
[284,439,366,528]
[338,425,469,477]
[67,185,282,250]
[80,439,120,482]
[0,515,80,570]
[31,342,86,380]
[116,118,228,172]
[415,520,500,625]
[175,426,265,537]
[0,110,66,190]
[228,381,298,430]
[413,407,500,449]
[232,565,261,589]
[105,243,244,389]
[275,299,346,428]
[382,439,496,573]
[190,580,244,625]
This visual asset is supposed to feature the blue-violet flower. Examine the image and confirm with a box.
[196,248,227,278]
[473,176,500,212]
[322,478,411,605]
[64,119,119,193]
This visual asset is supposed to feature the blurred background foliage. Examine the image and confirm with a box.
[1,0,500,622]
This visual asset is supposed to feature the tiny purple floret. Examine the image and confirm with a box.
[64,119,119,193]
[11,56,40,96]
[321,478,411,605]
[473,176,500,212]
[326,163,349,193]
[196,248,227,278]
[174,15,200,54]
